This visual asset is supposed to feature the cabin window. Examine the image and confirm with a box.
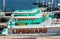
[54,12,60,19]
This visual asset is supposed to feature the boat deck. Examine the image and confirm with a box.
[8,19,60,28]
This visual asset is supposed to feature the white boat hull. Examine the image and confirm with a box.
[8,28,60,36]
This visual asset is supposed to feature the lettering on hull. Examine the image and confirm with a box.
[12,28,47,34]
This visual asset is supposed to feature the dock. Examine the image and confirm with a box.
[0,36,60,39]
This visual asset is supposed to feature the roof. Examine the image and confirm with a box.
[14,8,38,13]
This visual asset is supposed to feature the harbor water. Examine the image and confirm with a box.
[0,0,60,12]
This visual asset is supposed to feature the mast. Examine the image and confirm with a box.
[3,0,6,16]
[43,0,44,7]
[52,0,54,9]
[56,0,59,7]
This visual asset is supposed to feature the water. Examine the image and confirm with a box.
[0,0,60,12]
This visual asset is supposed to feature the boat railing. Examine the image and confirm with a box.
[12,12,43,19]
[51,18,60,24]
[53,11,60,13]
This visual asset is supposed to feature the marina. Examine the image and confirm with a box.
[0,0,60,36]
